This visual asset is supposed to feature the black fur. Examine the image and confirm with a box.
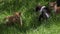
[57,0,60,7]
[36,6,51,21]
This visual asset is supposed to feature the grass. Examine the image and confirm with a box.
[0,0,60,34]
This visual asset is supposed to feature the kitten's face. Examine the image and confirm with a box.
[49,2,56,10]
[49,2,56,7]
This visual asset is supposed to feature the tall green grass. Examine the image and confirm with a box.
[0,0,60,34]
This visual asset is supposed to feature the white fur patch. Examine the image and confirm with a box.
[45,13,49,18]
[40,6,46,13]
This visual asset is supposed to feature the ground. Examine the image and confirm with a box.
[0,0,60,34]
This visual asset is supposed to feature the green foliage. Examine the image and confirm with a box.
[0,0,60,34]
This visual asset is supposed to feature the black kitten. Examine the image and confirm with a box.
[36,6,51,21]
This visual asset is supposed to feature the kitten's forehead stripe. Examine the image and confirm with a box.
[40,6,46,12]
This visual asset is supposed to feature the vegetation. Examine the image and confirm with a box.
[0,0,60,34]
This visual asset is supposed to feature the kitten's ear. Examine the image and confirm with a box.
[36,6,41,11]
